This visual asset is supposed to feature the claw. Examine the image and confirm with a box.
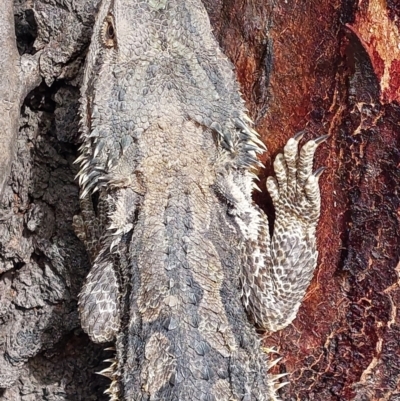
[314,133,330,145]
[313,166,326,178]
[293,130,306,141]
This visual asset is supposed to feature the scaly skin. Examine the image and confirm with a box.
[73,0,325,399]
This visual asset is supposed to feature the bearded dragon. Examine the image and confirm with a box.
[73,0,326,399]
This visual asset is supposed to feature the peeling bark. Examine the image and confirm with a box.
[0,0,399,400]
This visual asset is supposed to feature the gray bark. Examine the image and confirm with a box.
[0,0,40,198]
[0,1,108,399]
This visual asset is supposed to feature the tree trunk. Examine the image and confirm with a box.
[0,0,399,400]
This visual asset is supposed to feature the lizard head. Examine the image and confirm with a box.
[76,0,265,198]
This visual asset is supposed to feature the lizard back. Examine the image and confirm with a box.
[118,116,272,399]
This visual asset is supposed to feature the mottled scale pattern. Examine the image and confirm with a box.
[78,254,121,342]
[74,0,324,400]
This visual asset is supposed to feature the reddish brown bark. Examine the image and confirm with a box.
[206,0,400,400]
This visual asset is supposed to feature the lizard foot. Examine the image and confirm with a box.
[266,132,327,227]
[240,132,326,332]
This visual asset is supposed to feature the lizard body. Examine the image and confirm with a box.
[74,0,324,399]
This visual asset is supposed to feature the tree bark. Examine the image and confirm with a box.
[0,0,399,400]
[0,0,41,198]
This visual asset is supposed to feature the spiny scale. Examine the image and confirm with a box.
[96,352,119,400]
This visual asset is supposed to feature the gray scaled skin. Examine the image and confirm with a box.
[73,0,326,400]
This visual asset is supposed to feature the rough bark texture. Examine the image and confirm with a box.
[0,0,399,400]
[0,1,109,399]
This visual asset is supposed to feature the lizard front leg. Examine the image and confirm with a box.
[241,133,326,332]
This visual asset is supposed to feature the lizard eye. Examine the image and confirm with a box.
[101,15,116,48]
